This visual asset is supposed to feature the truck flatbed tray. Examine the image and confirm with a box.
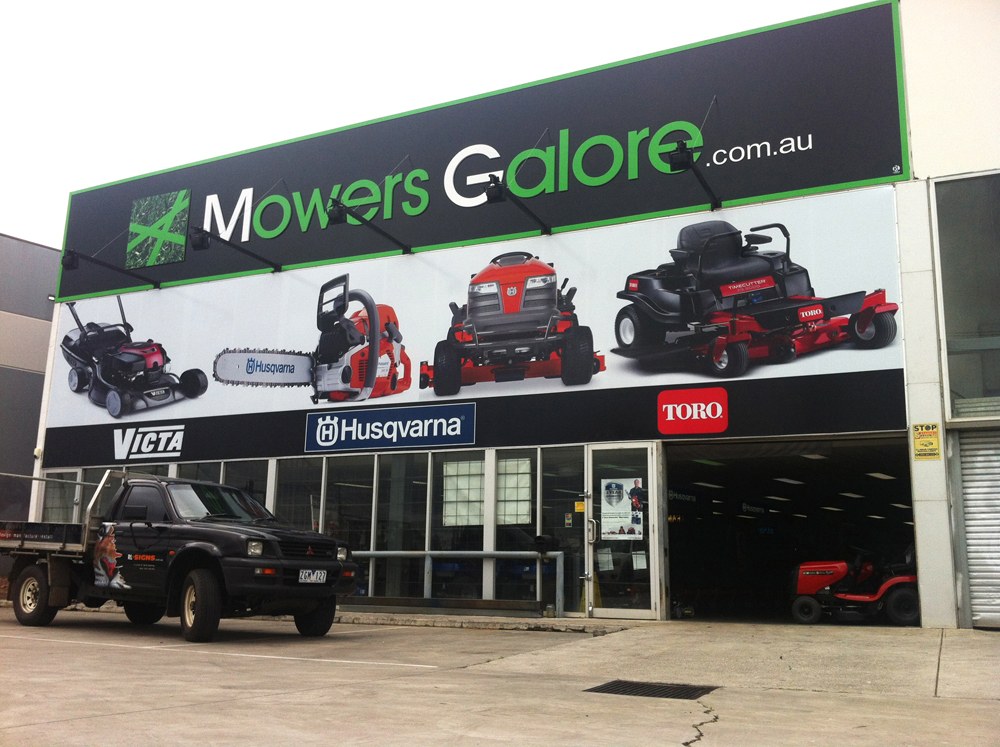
[0,521,84,550]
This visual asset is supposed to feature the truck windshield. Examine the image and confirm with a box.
[168,483,274,521]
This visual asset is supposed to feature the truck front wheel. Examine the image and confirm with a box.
[294,597,337,637]
[13,565,59,627]
[180,569,222,642]
[124,601,166,626]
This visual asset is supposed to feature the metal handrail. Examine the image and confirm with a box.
[351,550,565,618]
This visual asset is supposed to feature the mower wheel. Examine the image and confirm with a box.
[772,344,797,364]
[180,368,209,399]
[561,326,595,386]
[68,367,91,393]
[885,586,920,626]
[615,305,661,348]
[433,341,463,396]
[791,595,822,624]
[105,389,131,419]
[703,340,749,378]
[849,311,897,349]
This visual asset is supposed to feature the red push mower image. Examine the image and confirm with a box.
[61,297,208,418]
[791,544,919,626]
[613,220,899,377]
[214,274,411,403]
[420,251,605,396]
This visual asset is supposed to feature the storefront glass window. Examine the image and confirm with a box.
[495,449,537,601]
[374,453,428,597]
[937,173,1000,417]
[223,460,268,504]
[539,447,586,613]
[41,472,78,523]
[324,455,374,549]
[177,462,221,482]
[431,451,484,598]
[275,458,323,532]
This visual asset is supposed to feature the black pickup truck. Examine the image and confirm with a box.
[1,470,358,641]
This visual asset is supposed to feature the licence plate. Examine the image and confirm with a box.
[298,569,327,584]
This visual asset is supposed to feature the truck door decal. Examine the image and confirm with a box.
[93,523,130,589]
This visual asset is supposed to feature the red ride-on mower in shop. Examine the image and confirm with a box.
[61,297,208,418]
[613,221,899,377]
[790,544,919,626]
[420,251,605,396]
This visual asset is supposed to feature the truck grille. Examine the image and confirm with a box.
[278,539,339,559]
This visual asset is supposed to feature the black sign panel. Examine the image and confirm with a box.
[59,2,906,300]
[42,370,906,468]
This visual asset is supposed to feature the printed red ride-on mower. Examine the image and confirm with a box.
[420,251,605,396]
[791,544,919,626]
[613,221,899,377]
[61,297,208,418]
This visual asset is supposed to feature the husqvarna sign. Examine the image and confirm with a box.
[304,403,475,453]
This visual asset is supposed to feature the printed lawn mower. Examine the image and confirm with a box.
[213,273,411,403]
[613,220,899,377]
[790,544,919,626]
[420,251,604,396]
[61,297,208,418]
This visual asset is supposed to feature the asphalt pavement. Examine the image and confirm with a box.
[0,605,997,746]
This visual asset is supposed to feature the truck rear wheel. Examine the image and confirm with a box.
[124,601,166,626]
[180,569,222,642]
[294,597,337,637]
[13,565,59,627]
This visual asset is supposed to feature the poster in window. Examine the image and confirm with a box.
[600,478,644,540]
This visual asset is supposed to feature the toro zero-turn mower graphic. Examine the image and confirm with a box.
[420,251,605,396]
[613,220,899,377]
[214,274,411,403]
[61,297,208,418]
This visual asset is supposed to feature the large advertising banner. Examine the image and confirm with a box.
[56,2,906,300]
[43,187,906,467]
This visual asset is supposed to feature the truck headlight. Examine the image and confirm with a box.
[247,540,264,557]
[337,546,348,561]
[525,275,555,288]
[469,281,499,295]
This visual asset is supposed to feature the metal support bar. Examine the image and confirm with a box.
[354,550,565,617]
[503,191,552,235]
[329,198,411,254]
[0,472,100,487]
[64,251,161,288]
[189,227,283,272]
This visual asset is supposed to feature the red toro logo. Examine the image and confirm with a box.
[628,278,639,291]
[797,304,824,322]
[720,276,775,297]
[658,388,729,434]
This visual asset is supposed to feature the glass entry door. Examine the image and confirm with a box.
[585,444,658,619]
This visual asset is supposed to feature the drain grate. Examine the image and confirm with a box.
[584,680,719,700]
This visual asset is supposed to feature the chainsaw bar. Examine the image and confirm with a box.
[213,348,315,387]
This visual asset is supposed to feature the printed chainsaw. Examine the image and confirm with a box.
[214,274,411,403]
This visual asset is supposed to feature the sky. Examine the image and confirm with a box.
[1,0,860,250]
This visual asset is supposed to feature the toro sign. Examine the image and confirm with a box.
[658,388,729,435]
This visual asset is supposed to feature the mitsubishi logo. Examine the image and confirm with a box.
[307,546,315,555]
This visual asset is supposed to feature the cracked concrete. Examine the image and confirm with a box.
[682,700,719,746]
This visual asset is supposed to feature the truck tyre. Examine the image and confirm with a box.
[294,597,337,637]
[13,565,59,627]
[124,601,166,626]
[180,569,222,642]
[432,341,462,396]
[791,595,821,624]
[885,586,920,626]
[560,325,594,386]
[849,311,897,349]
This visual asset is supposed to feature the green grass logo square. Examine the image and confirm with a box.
[126,190,191,269]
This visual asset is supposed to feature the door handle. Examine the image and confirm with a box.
[579,571,591,581]
[587,518,599,544]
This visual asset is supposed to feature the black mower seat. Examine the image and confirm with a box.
[674,220,774,290]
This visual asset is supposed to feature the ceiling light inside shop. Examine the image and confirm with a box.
[737,515,755,519]
[801,454,828,460]
[769,509,781,513]
[334,482,375,489]
[712,500,724,504]
[890,503,910,509]
[693,482,724,489]
[774,478,805,485]
[765,495,791,502]
[793,514,808,518]
[839,492,864,498]
[867,515,886,519]
[693,459,725,466]
[820,506,845,511]
[713,511,723,515]
[905,521,914,525]
[867,472,896,480]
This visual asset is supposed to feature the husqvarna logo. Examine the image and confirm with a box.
[657,388,728,435]
[113,425,184,460]
[306,403,476,453]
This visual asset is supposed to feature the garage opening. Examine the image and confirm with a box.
[666,438,914,622]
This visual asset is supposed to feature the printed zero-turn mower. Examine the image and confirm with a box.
[613,220,899,377]
[791,544,919,625]
[214,273,411,403]
[420,251,605,395]
[61,297,208,418]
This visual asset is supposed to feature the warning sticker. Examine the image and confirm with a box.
[913,423,941,460]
